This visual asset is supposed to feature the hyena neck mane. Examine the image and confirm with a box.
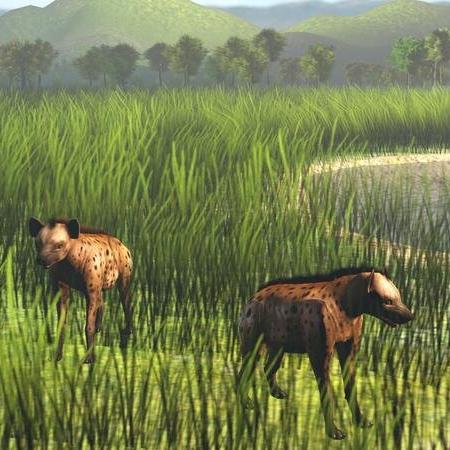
[49,218,111,236]
[259,266,390,290]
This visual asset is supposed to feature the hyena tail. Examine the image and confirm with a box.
[238,299,264,358]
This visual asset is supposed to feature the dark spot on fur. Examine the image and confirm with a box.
[291,305,298,314]
[246,308,252,318]
[94,265,97,270]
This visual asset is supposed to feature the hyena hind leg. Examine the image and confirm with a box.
[237,302,263,409]
[118,276,133,348]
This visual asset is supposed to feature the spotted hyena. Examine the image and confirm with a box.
[238,268,414,439]
[29,217,133,364]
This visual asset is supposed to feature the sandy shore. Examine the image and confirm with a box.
[303,151,450,263]
[309,152,450,174]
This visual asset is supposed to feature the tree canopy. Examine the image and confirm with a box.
[168,35,208,86]
[300,44,335,86]
[144,43,170,87]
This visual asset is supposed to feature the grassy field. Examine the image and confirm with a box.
[0,88,448,449]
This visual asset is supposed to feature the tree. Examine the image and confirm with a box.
[106,44,140,88]
[280,57,301,85]
[0,42,17,88]
[345,63,367,86]
[74,45,111,87]
[223,37,250,86]
[144,43,170,87]
[168,35,207,86]
[239,46,268,85]
[96,45,114,88]
[253,28,286,86]
[425,28,450,86]
[390,37,427,87]
[300,44,335,86]
[0,40,36,89]
[74,48,102,87]
[33,39,58,88]
[204,46,230,85]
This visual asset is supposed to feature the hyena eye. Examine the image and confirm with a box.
[384,299,393,306]
[57,242,64,249]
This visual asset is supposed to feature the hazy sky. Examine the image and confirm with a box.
[0,0,446,9]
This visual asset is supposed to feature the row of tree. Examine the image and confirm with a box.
[344,28,450,88]
[75,30,337,88]
[0,39,57,89]
[0,29,338,88]
[2,27,449,89]
[75,30,288,87]
[389,28,450,87]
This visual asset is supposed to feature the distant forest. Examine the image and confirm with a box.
[0,27,449,89]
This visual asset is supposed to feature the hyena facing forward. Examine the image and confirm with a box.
[29,217,133,364]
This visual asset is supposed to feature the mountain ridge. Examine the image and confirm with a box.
[0,0,258,55]
[288,0,450,47]
[220,0,386,30]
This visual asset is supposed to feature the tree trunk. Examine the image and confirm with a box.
[266,67,270,87]
[434,61,438,87]
[20,69,26,90]
[407,72,410,89]
[159,66,163,87]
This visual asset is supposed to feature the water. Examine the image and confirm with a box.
[322,161,450,252]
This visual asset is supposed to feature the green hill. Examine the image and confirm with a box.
[0,0,259,56]
[288,0,450,47]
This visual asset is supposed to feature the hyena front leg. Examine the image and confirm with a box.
[84,289,102,364]
[118,276,132,348]
[336,340,373,428]
[55,282,70,362]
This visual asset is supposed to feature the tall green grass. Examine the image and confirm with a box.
[0,88,448,448]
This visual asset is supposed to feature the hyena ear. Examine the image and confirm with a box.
[367,269,375,293]
[29,217,44,237]
[67,219,80,239]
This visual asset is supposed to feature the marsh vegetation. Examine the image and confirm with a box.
[0,88,448,448]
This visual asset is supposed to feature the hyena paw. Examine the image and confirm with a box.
[357,416,373,428]
[83,355,96,364]
[242,397,255,410]
[328,426,346,440]
[270,386,288,400]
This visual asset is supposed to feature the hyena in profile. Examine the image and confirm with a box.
[238,268,414,439]
[29,217,133,364]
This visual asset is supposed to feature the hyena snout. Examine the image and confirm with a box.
[386,303,414,324]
